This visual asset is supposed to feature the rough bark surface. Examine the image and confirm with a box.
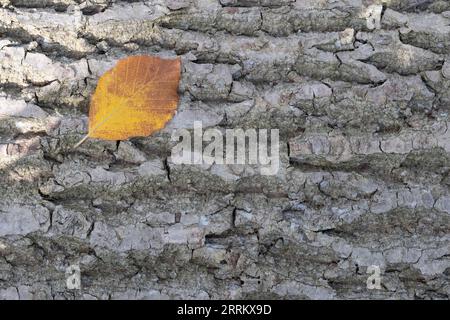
[0,0,449,300]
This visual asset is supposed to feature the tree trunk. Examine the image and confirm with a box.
[0,0,449,299]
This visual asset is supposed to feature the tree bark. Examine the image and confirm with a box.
[0,0,449,299]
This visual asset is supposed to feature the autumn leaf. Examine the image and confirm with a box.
[74,55,181,148]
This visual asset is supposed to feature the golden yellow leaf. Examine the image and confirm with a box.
[75,55,181,147]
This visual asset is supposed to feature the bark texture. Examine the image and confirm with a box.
[0,0,449,299]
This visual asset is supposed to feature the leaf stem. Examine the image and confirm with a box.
[73,134,90,149]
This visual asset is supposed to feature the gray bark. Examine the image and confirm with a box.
[0,0,449,299]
